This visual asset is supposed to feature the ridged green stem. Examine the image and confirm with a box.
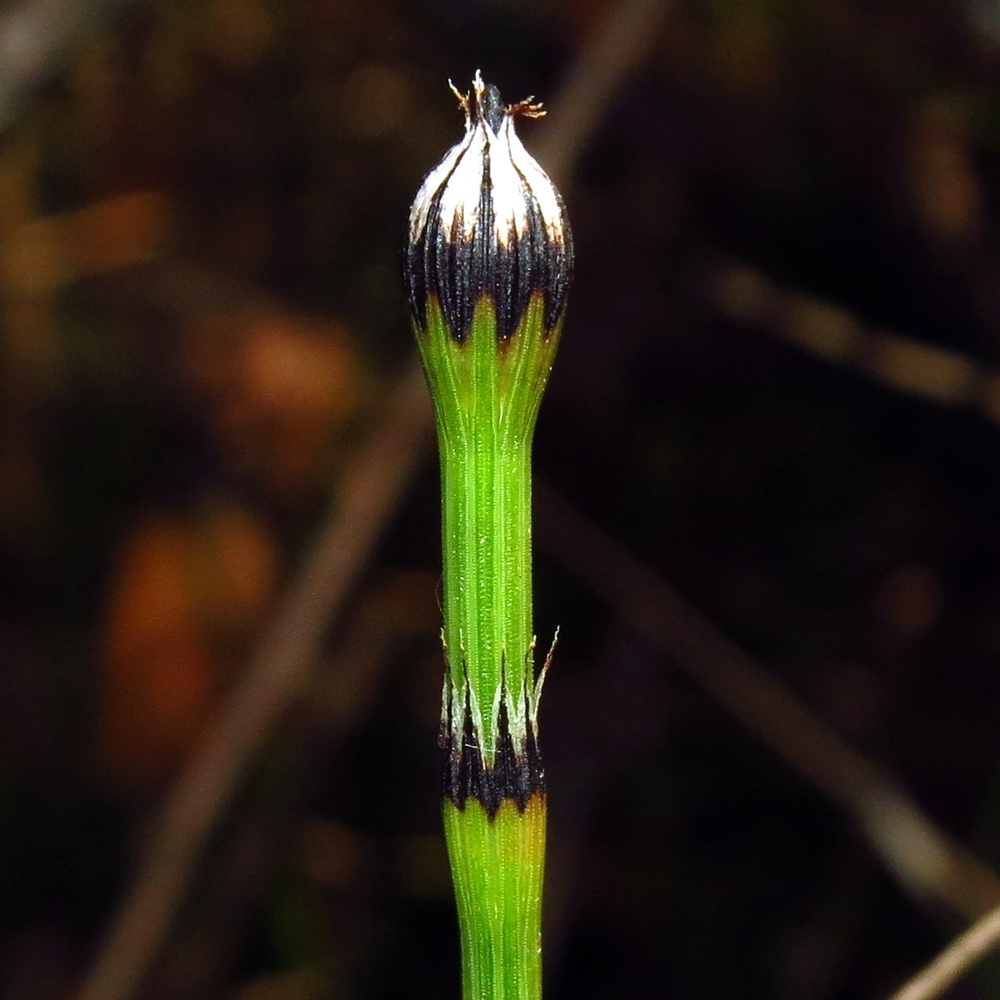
[443,798,546,1000]
[418,293,559,756]
[416,292,563,1000]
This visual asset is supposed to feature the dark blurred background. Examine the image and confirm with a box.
[6,0,1000,997]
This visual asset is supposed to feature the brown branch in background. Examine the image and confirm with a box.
[708,260,1000,417]
[77,358,432,1000]
[532,0,671,186]
[888,902,1000,1000]
[535,481,1000,919]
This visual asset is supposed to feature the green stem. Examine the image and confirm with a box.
[417,293,562,1000]
[444,798,546,1000]
[420,294,558,757]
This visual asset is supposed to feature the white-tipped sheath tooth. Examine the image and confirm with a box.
[529,627,558,730]
[463,673,484,754]
[490,677,505,758]
[440,671,450,724]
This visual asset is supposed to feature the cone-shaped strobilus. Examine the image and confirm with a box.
[403,71,572,1000]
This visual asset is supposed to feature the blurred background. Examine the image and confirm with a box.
[6,0,1000,997]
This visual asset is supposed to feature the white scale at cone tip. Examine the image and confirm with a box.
[408,70,567,251]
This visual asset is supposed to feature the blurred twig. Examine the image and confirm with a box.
[532,0,670,187]
[535,481,1000,918]
[887,902,1000,1000]
[77,358,432,1000]
[708,259,1000,418]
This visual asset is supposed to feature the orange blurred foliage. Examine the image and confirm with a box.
[97,500,279,794]
[184,310,360,504]
[1,191,172,295]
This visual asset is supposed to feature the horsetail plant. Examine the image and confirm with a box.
[403,72,573,1000]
